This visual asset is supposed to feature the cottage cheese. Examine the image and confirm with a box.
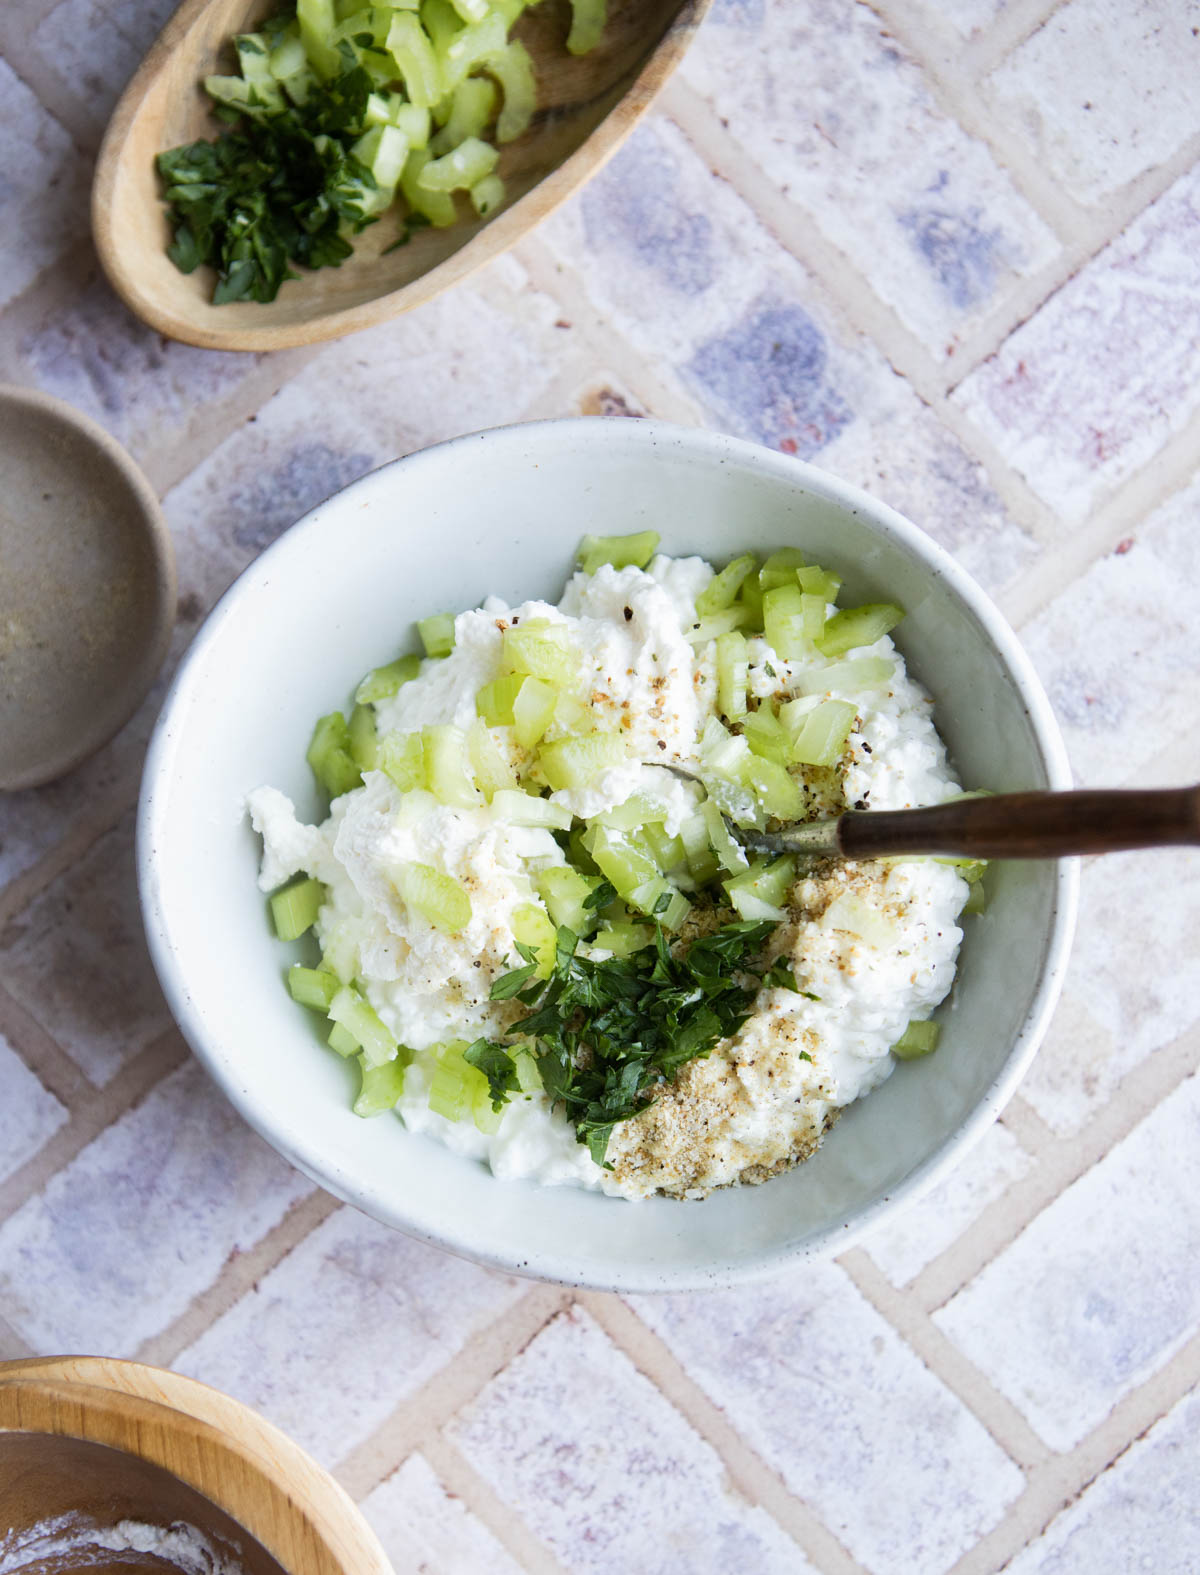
[250,555,968,1200]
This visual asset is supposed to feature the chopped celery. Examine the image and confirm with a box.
[475,672,524,726]
[577,530,659,575]
[513,1045,543,1092]
[758,548,807,594]
[418,134,499,190]
[467,719,518,799]
[695,553,757,617]
[627,882,689,930]
[287,964,338,1010]
[270,876,324,941]
[512,902,556,976]
[356,653,421,704]
[490,788,572,829]
[396,862,472,933]
[588,825,660,899]
[432,75,497,153]
[401,147,459,226]
[800,591,827,644]
[350,123,411,216]
[423,723,484,807]
[384,10,443,106]
[762,584,807,661]
[815,602,904,658]
[512,676,558,750]
[795,564,843,602]
[724,855,795,922]
[961,873,987,915]
[823,890,895,947]
[685,606,754,645]
[741,707,791,765]
[592,791,667,831]
[502,618,577,684]
[379,730,425,792]
[709,630,747,718]
[348,702,379,771]
[327,1020,359,1058]
[702,799,749,874]
[472,1081,504,1134]
[449,0,489,21]
[566,0,607,54]
[307,712,362,799]
[537,864,600,932]
[440,11,507,91]
[788,699,857,767]
[642,822,686,873]
[484,38,536,142]
[297,0,341,79]
[796,656,894,696]
[746,756,804,820]
[537,732,626,790]
[353,1053,408,1116]
[328,985,397,1068]
[678,811,721,884]
[471,172,506,215]
[428,1040,488,1122]
[205,72,284,118]
[590,921,653,957]
[417,611,455,658]
[320,920,359,985]
[891,1019,941,1060]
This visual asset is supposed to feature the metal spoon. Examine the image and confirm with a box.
[653,766,1200,862]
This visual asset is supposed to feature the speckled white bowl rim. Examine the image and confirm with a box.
[138,418,1077,1292]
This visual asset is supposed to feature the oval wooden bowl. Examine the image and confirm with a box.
[0,1357,393,1575]
[92,0,711,351]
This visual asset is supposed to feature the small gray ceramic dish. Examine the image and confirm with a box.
[0,385,175,791]
[138,419,1077,1292]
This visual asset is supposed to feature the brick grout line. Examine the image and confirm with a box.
[0,1312,36,1363]
[419,1431,573,1575]
[332,1283,574,1501]
[0,776,141,931]
[996,1094,1056,1160]
[0,982,92,1108]
[0,1028,187,1223]
[907,1022,1200,1316]
[134,1190,342,1371]
[838,1248,1051,1472]
[0,18,98,156]
[999,407,1200,632]
[945,1333,1200,1575]
[580,1291,872,1575]
[958,0,1068,79]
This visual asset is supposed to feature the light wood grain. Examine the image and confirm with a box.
[0,1358,393,1575]
[92,0,711,351]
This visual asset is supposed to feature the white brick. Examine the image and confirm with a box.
[631,1262,1023,1574]
[543,116,1036,593]
[954,168,1200,523]
[449,1306,813,1575]
[680,0,1058,353]
[29,0,180,145]
[0,1060,310,1353]
[1004,1384,1200,1575]
[176,1207,522,1467]
[987,0,1200,205]
[935,0,1006,36]
[0,62,87,308]
[859,1121,1033,1286]
[0,1032,67,1185]
[934,1072,1200,1450]
[360,1453,524,1575]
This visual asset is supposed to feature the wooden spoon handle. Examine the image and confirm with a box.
[837,785,1200,861]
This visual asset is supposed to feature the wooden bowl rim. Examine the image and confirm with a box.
[92,0,712,351]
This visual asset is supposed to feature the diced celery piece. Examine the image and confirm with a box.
[490,788,572,829]
[484,37,536,141]
[657,888,692,931]
[537,732,626,790]
[502,618,577,684]
[428,1040,487,1122]
[746,755,804,820]
[421,0,462,52]
[379,730,425,792]
[512,902,556,976]
[432,73,498,155]
[389,102,431,146]
[423,723,484,807]
[307,711,363,799]
[590,921,652,957]
[593,791,667,831]
[642,823,686,873]
[788,699,857,767]
[714,630,747,726]
[396,862,472,934]
[490,0,529,24]
[475,672,524,726]
[741,707,790,765]
[472,1081,504,1134]
[701,799,748,874]
[576,530,659,576]
[270,876,324,941]
[536,864,599,933]
[418,134,499,191]
[724,855,795,921]
[824,890,895,947]
[287,964,338,1010]
[762,584,807,661]
[269,31,307,83]
[348,702,378,771]
[891,1019,941,1060]
[401,147,458,226]
[297,0,340,78]
[210,61,283,115]
[678,811,720,884]
[417,612,455,658]
[566,0,606,54]
[551,691,590,736]
[513,1046,542,1092]
[800,591,827,644]
[320,920,359,985]
[385,10,443,105]
[470,172,506,216]
[328,1020,359,1057]
[625,878,689,929]
[695,553,757,617]
[512,676,558,750]
[759,548,807,594]
[685,606,754,646]
[589,825,660,899]
[356,653,420,705]
[796,564,843,602]
[467,719,517,799]
[796,656,895,696]
[449,0,489,20]
[350,123,410,216]
[961,874,987,915]
[353,1053,408,1116]
[737,570,764,628]
[328,985,397,1068]
[440,10,508,89]
[815,602,904,658]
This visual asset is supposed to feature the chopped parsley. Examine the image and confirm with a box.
[484,918,787,1166]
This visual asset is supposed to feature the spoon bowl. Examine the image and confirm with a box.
[92,0,709,351]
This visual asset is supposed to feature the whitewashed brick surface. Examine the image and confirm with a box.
[3,1,1200,1569]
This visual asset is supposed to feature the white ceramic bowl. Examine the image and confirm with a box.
[139,418,1076,1291]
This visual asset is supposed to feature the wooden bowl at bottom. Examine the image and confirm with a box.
[0,1358,392,1575]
